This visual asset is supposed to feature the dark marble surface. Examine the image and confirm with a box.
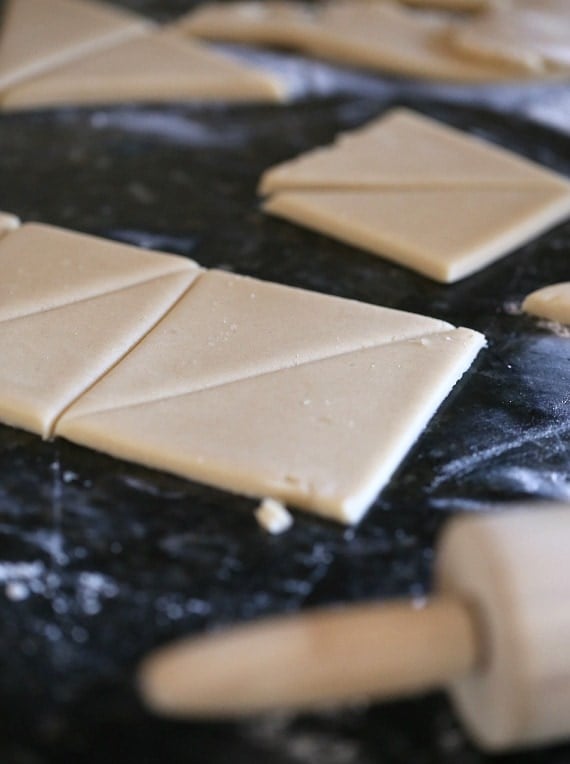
[1,3,570,762]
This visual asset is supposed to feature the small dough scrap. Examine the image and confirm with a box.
[0,0,150,91]
[255,498,293,534]
[60,268,452,419]
[260,109,567,194]
[0,211,20,236]
[177,1,317,48]
[264,187,570,283]
[0,223,197,323]
[449,1,570,72]
[57,328,485,525]
[522,283,570,325]
[0,270,196,438]
[2,31,285,110]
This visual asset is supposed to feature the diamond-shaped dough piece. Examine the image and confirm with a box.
[0,223,197,323]
[0,271,196,438]
[449,1,570,72]
[0,0,150,91]
[260,109,569,194]
[2,31,285,110]
[61,268,452,420]
[300,1,521,82]
[177,1,317,48]
[264,187,570,283]
[0,211,20,237]
[57,328,485,524]
[522,283,570,325]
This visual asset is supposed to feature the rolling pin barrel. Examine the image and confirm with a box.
[437,506,570,751]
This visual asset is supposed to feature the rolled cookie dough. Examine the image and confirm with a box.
[180,0,526,82]
[0,0,150,91]
[2,31,285,109]
[264,187,570,283]
[58,328,485,524]
[259,108,567,193]
[261,108,570,282]
[449,0,570,72]
[0,219,485,523]
[522,283,570,325]
[177,1,316,48]
[0,223,199,436]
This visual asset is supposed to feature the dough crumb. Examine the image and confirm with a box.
[255,498,293,534]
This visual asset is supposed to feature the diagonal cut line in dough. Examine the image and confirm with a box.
[264,186,570,283]
[259,109,570,195]
[56,268,455,422]
[0,0,152,91]
[0,223,200,324]
[2,29,285,110]
[0,269,198,439]
[56,327,485,524]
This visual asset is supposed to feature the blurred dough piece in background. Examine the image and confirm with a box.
[523,283,570,325]
[448,0,570,72]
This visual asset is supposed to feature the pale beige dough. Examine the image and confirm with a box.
[0,211,20,236]
[0,223,196,323]
[63,268,452,420]
[449,0,570,72]
[303,1,518,82]
[181,0,524,82]
[2,30,285,110]
[0,0,150,91]
[0,220,484,522]
[261,108,570,282]
[264,187,570,283]
[0,271,197,438]
[259,109,567,194]
[177,1,317,47]
[522,283,570,325]
[57,328,485,524]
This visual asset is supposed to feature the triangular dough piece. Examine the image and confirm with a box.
[0,211,20,237]
[300,1,520,82]
[0,0,150,91]
[0,270,195,438]
[2,31,284,110]
[57,328,485,524]
[265,187,570,283]
[522,282,570,325]
[177,1,317,48]
[62,268,452,419]
[0,223,199,323]
[260,108,568,194]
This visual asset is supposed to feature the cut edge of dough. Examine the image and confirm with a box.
[56,327,486,524]
[263,186,570,284]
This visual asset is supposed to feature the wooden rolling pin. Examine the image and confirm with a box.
[139,505,570,752]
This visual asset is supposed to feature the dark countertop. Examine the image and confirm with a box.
[1,3,570,762]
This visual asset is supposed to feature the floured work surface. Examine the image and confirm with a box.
[1,48,570,764]
[0,222,483,524]
[262,109,570,282]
